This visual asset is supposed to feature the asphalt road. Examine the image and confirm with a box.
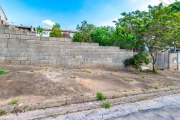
[118,105,180,120]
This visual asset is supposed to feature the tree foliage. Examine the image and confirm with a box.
[36,26,44,36]
[91,26,116,46]
[73,21,95,42]
[73,23,140,50]
[114,3,180,72]
[170,1,180,11]
[50,23,63,38]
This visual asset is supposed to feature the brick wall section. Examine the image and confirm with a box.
[0,24,133,69]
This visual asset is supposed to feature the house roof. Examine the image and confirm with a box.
[0,6,7,20]
[43,28,77,33]
[14,25,77,33]
[14,25,35,31]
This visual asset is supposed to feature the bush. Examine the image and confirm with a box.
[101,102,111,109]
[154,69,160,74]
[96,92,105,100]
[124,53,150,70]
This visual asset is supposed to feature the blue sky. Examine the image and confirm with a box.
[0,0,172,30]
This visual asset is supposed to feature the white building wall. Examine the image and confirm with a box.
[0,7,7,21]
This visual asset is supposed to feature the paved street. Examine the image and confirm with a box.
[118,105,180,120]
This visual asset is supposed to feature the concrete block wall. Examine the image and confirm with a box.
[0,24,133,69]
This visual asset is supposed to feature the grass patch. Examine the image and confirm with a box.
[101,102,111,109]
[45,68,48,71]
[0,110,7,116]
[154,86,158,89]
[82,69,91,73]
[145,84,149,89]
[9,100,19,105]
[124,78,133,83]
[30,70,34,72]
[62,68,64,70]
[96,92,105,100]
[0,69,8,76]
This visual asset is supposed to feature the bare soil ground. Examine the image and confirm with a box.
[0,65,180,113]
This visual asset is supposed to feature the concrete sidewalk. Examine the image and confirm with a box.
[45,94,180,120]
[0,93,180,120]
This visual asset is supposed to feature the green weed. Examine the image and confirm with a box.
[9,100,19,105]
[96,92,105,100]
[0,110,7,116]
[70,76,76,79]
[82,69,91,73]
[140,98,147,101]
[124,78,133,83]
[0,69,8,76]
[101,102,111,109]
[154,86,158,89]
[170,82,174,85]
[141,89,145,93]
[154,70,160,74]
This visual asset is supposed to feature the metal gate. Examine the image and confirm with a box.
[155,50,169,69]
[178,51,180,70]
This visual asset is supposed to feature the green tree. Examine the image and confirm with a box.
[36,26,44,36]
[114,26,145,51]
[170,1,180,11]
[73,21,96,42]
[50,23,63,38]
[114,3,180,72]
[91,26,116,46]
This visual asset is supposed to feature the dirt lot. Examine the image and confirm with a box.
[0,65,180,113]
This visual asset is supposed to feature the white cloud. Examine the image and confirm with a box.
[42,20,55,26]
[131,0,173,11]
